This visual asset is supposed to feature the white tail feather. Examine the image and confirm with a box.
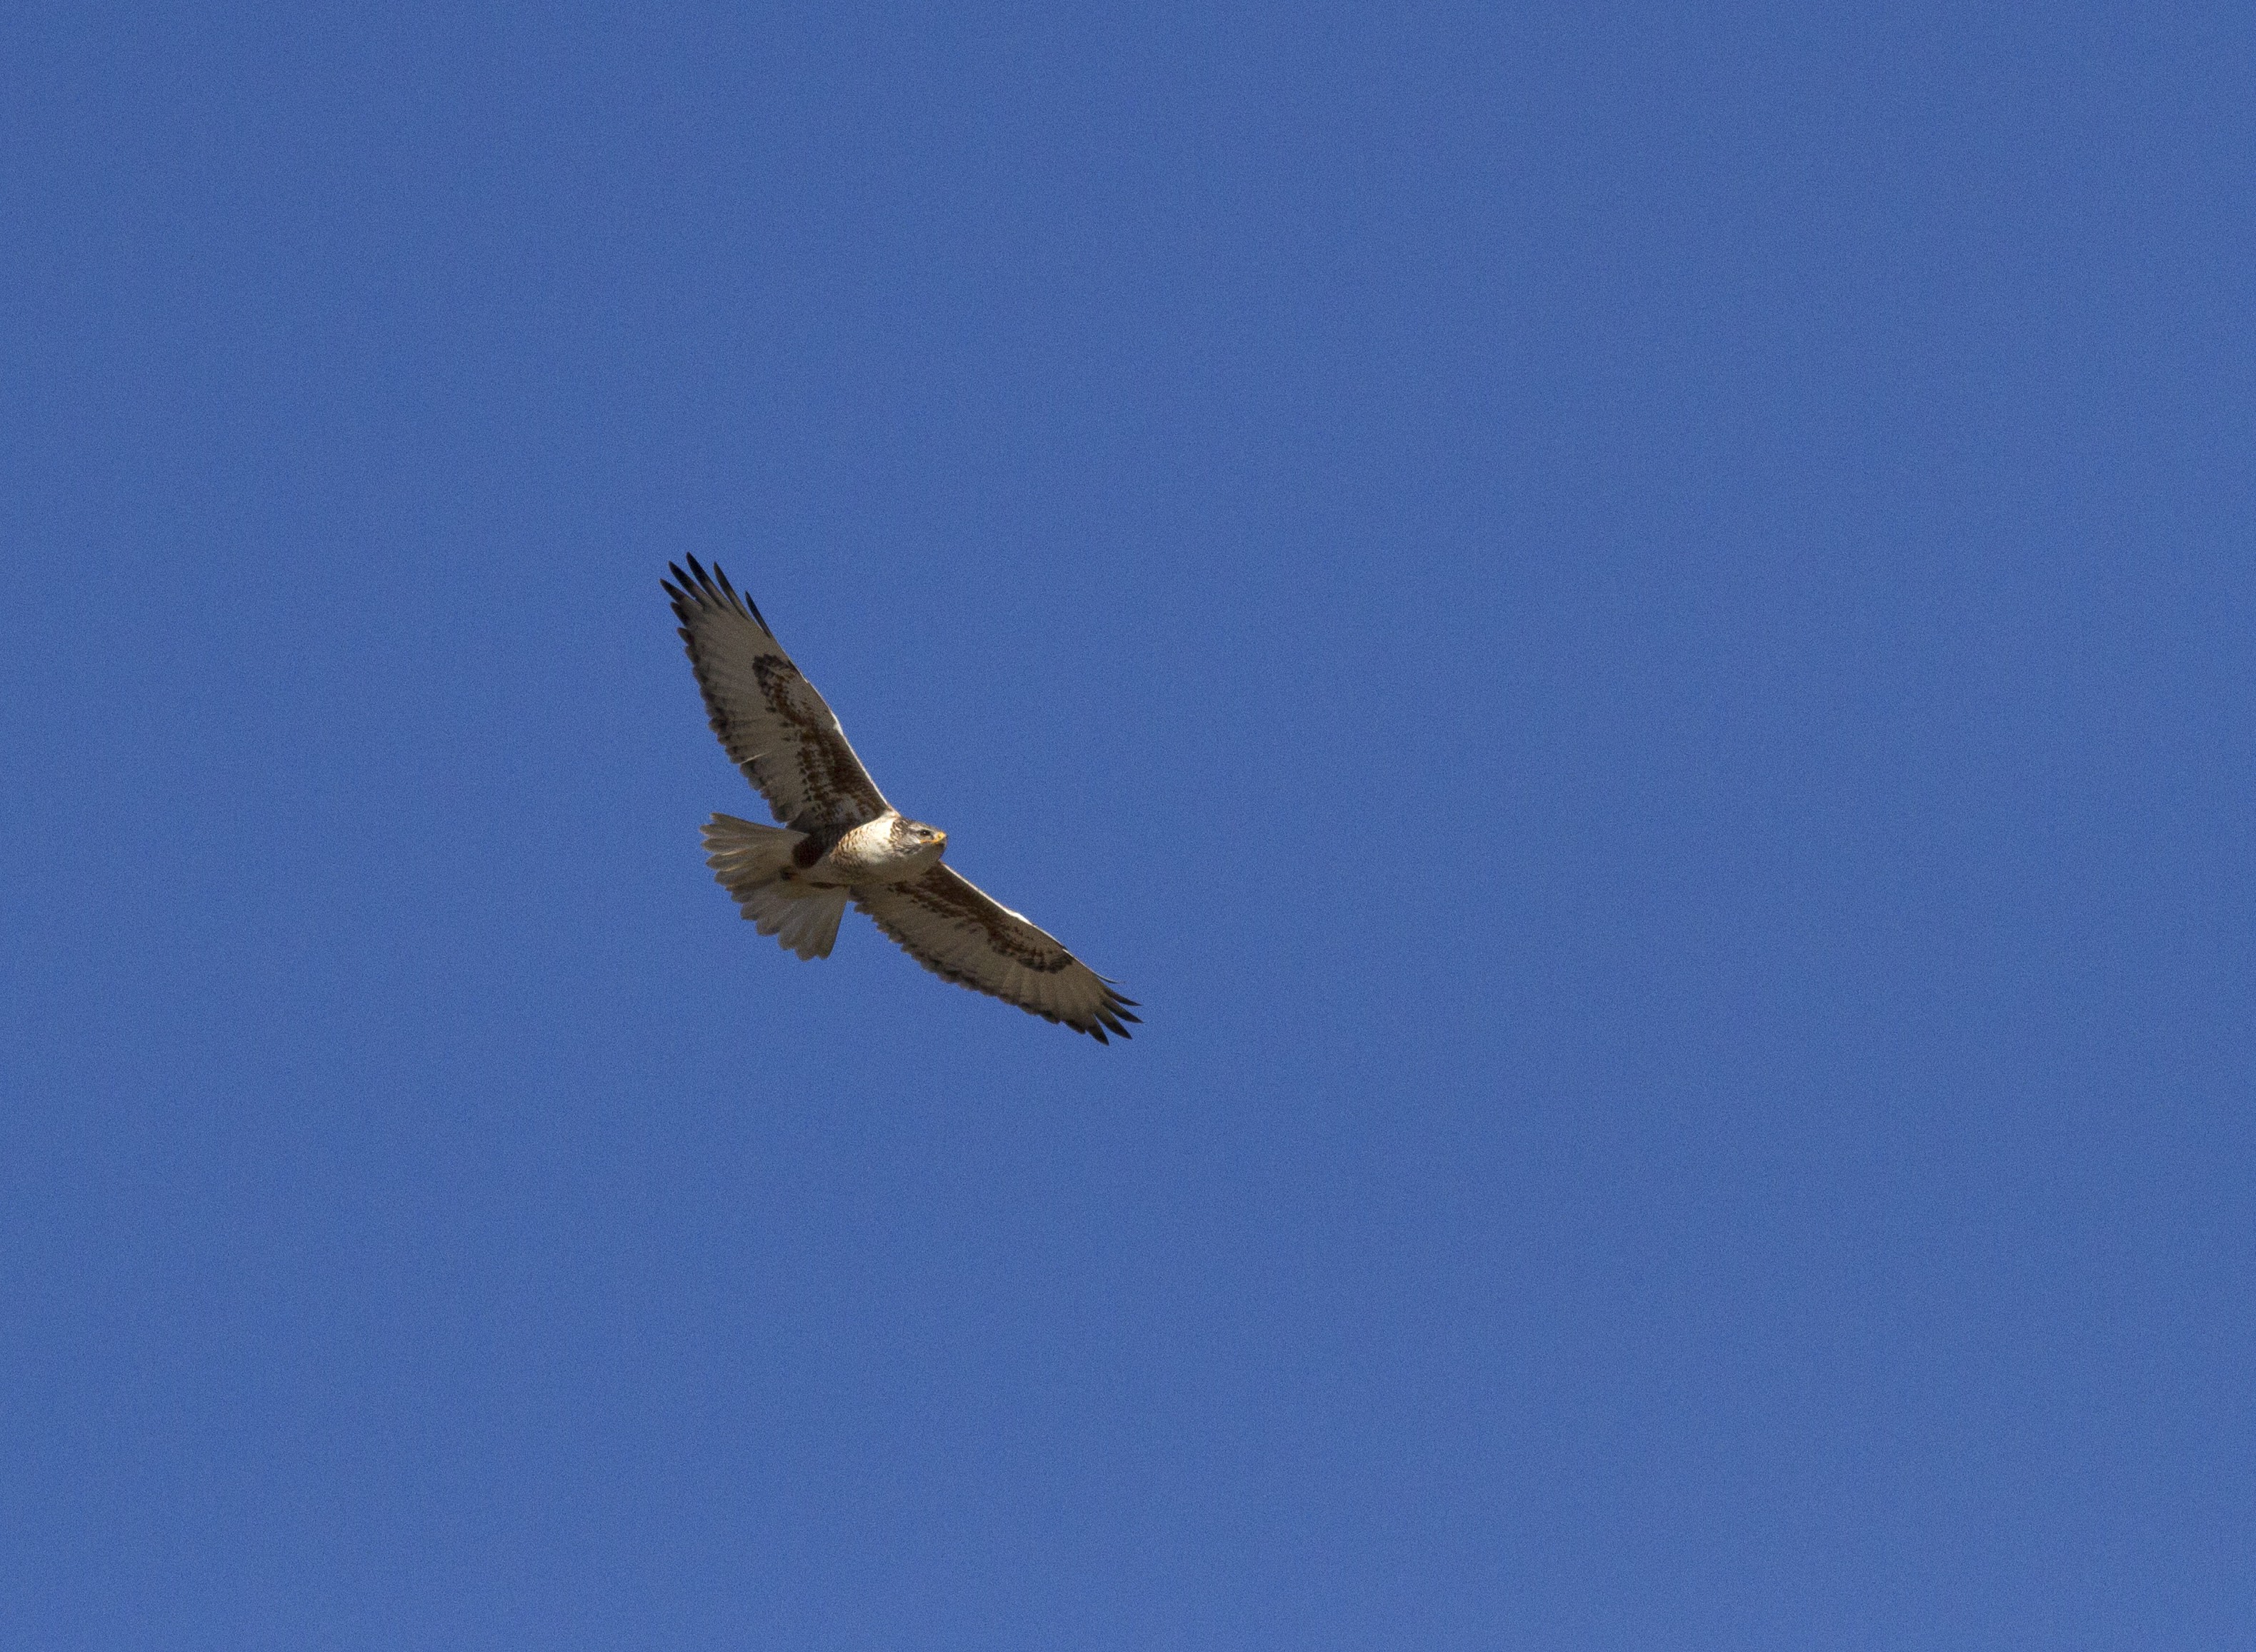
[701,814,849,960]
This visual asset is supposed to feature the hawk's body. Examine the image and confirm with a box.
[664,558,1137,1043]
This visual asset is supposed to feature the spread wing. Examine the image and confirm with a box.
[854,866,1139,1043]
[664,557,891,832]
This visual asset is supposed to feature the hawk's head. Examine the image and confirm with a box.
[889,815,949,875]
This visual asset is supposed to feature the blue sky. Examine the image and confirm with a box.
[4,2,2250,1646]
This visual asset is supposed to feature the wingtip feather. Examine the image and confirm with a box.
[666,555,778,643]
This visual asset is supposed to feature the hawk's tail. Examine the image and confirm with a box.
[700,814,848,961]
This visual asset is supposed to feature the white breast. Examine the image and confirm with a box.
[812,815,942,886]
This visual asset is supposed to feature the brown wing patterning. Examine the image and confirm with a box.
[856,867,1139,1043]
[662,556,890,831]
[902,872,1071,970]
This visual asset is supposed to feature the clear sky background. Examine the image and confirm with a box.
[4,3,2251,1647]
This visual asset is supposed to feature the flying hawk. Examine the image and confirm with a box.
[664,557,1139,1043]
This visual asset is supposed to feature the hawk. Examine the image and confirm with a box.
[664,557,1139,1043]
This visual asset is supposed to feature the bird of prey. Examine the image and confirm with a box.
[663,557,1139,1043]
